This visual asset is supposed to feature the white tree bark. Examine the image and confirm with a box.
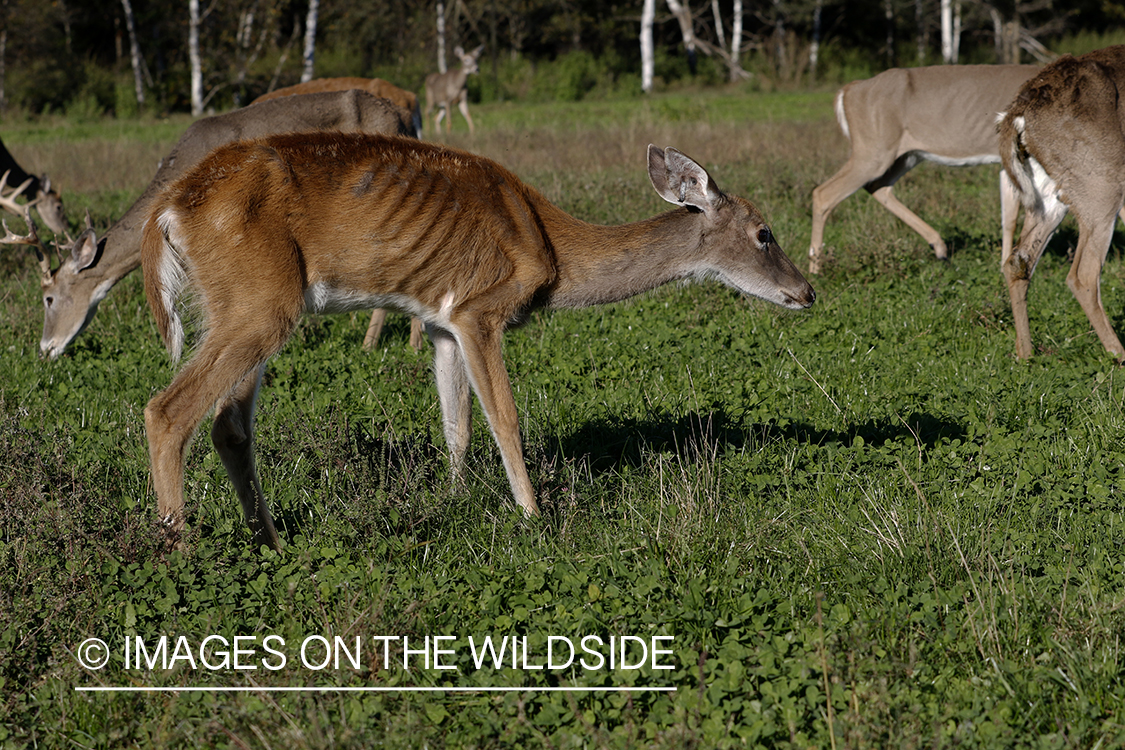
[712,0,725,50]
[809,0,821,76]
[121,0,145,107]
[665,0,697,73]
[641,0,655,92]
[189,0,202,115]
[731,0,743,68]
[952,1,961,62]
[437,1,447,73]
[941,0,952,63]
[301,0,319,83]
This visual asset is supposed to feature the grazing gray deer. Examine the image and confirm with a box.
[0,90,418,359]
[0,136,67,236]
[998,45,1125,360]
[809,64,1039,274]
[140,133,815,550]
[252,77,424,139]
[424,45,483,135]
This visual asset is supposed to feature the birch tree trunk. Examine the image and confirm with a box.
[941,0,952,63]
[809,0,821,78]
[731,0,743,73]
[301,0,319,83]
[121,0,145,107]
[641,0,655,92]
[952,1,961,62]
[437,1,447,73]
[665,0,697,75]
[189,0,202,115]
[712,0,725,51]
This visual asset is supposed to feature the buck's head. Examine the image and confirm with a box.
[1,208,104,359]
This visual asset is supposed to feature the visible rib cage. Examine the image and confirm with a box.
[140,132,814,552]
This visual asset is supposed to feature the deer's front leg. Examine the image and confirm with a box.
[429,324,473,481]
[454,325,539,517]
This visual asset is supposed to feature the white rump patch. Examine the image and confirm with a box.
[1026,154,1065,216]
[835,90,849,141]
[155,208,189,361]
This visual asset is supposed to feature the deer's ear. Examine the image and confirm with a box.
[647,145,723,214]
[70,227,100,271]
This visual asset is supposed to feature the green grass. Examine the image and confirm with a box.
[2,91,1125,748]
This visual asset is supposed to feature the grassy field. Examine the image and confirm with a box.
[2,89,1125,748]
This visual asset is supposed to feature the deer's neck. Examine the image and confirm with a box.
[537,200,701,310]
[94,201,150,283]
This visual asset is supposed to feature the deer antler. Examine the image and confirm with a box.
[0,169,36,215]
[0,205,52,282]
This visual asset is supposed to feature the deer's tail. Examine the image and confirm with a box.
[141,205,188,362]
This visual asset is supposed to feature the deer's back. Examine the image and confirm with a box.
[156,132,557,315]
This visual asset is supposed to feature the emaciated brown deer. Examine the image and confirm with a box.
[424,45,483,135]
[0,136,67,236]
[141,133,815,550]
[809,64,1039,274]
[998,46,1125,360]
[2,90,417,359]
[251,77,424,139]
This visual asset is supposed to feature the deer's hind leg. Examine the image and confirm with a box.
[212,362,282,550]
[145,281,301,550]
[1067,197,1125,360]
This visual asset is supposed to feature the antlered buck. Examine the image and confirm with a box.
[809,64,1039,274]
[424,45,483,135]
[1,90,416,359]
[998,46,1125,360]
[141,133,815,550]
[0,136,67,236]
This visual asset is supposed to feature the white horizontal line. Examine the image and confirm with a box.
[76,686,677,693]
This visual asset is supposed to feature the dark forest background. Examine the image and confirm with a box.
[2,0,1122,119]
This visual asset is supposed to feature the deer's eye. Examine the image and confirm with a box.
[757,227,773,246]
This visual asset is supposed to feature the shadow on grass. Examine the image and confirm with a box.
[549,409,967,475]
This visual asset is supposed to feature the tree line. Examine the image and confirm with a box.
[0,0,1116,117]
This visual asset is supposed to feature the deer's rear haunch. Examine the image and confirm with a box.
[998,45,1125,361]
[142,132,814,550]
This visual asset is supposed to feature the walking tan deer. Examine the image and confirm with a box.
[141,132,815,550]
[1,90,417,359]
[998,46,1125,360]
[0,136,67,236]
[809,64,1039,274]
[424,45,483,135]
[251,77,424,138]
